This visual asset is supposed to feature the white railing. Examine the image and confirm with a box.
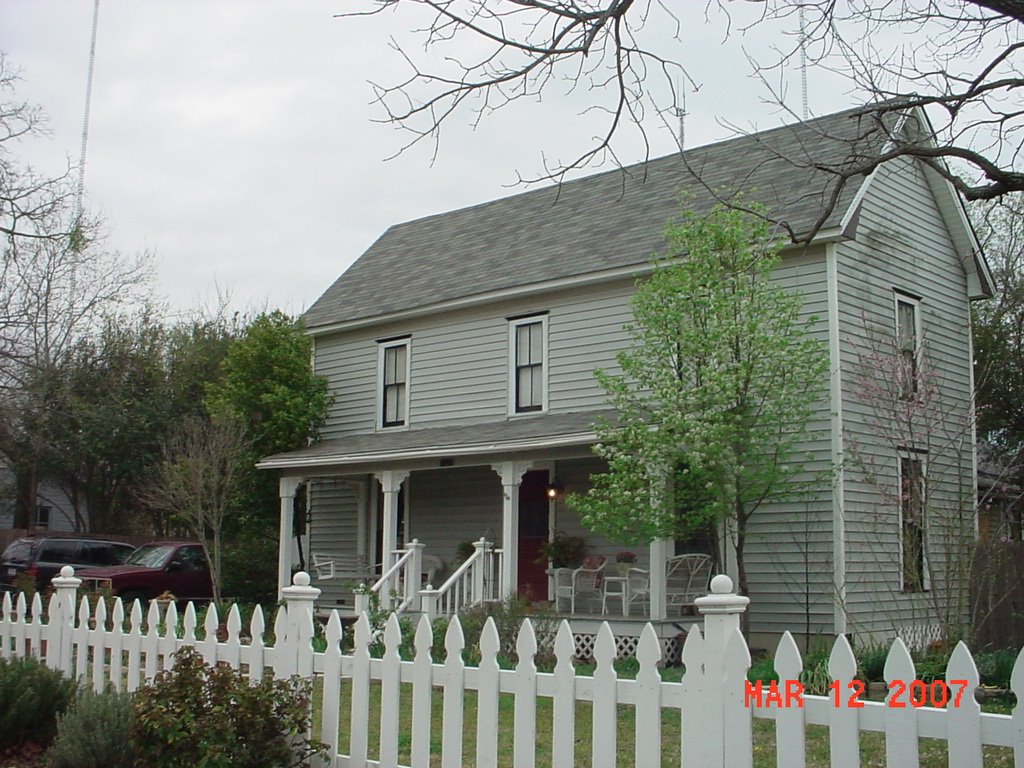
[4,568,1024,767]
[419,537,500,619]
[365,539,424,614]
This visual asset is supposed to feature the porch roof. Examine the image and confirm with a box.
[257,410,611,474]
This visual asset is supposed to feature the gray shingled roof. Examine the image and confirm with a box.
[257,410,609,471]
[305,105,895,329]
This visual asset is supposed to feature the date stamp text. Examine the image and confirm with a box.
[744,679,971,709]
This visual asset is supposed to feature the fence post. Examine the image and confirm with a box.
[694,574,750,768]
[280,571,320,680]
[50,565,81,676]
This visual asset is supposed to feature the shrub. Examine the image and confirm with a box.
[855,642,889,683]
[46,688,136,768]
[220,532,277,604]
[132,646,326,768]
[0,656,76,749]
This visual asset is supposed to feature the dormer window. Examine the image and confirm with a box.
[378,337,410,429]
[509,314,548,414]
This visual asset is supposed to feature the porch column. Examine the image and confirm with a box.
[492,461,532,599]
[376,470,408,573]
[648,538,671,620]
[277,476,303,598]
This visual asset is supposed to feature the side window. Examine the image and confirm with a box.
[509,314,548,414]
[40,540,79,564]
[35,506,50,529]
[378,337,410,429]
[899,453,927,592]
[78,542,109,565]
[895,292,920,399]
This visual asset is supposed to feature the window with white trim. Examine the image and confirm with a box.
[378,337,410,429]
[899,453,927,592]
[509,315,547,414]
[895,292,921,399]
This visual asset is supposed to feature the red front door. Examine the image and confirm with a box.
[517,470,551,600]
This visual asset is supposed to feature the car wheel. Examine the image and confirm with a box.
[119,591,147,608]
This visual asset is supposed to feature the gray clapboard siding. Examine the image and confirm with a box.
[404,466,504,573]
[308,477,364,605]
[835,156,975,635]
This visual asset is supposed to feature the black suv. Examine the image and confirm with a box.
[0,537,135,594]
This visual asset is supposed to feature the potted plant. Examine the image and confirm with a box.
[616,551,636,576]
[538,530,586,569]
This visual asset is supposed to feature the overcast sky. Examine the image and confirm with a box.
[2,2,856,316]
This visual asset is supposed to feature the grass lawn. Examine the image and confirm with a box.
[311,672,1016,767]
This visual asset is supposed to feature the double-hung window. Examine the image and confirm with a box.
[895,292,921,399]
[509,314,547,414]
[899,452,927,592]
[378,337,410,429]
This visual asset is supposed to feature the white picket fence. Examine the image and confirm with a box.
[3,568,1024,767]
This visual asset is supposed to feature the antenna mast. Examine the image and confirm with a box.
[799,4,809,120]
[676,79,687,150]
[75,0,101,222]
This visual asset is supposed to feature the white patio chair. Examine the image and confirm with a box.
[665,553,713,615]
[553,555,607,613]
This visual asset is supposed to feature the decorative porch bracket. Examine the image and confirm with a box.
[277,476,304,598]
[491,460,533,600]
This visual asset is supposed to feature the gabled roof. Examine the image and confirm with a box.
[305,104,981,331]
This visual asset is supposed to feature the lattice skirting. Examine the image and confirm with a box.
[572,631,683,664]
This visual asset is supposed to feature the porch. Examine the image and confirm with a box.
[257,415,724,629]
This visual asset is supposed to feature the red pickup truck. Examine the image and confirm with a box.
[77,541,214,605]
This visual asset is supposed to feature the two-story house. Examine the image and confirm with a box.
[260,104,992,646]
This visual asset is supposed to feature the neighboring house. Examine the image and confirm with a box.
[0,456,87,534]
[260,104,992,645]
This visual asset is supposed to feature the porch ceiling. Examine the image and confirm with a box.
[257,410,612,475]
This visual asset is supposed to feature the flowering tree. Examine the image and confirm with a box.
[571,205,829,599]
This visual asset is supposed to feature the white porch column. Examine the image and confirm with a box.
[648,538,671,620]
[376,470,408,573]
[277,476,303,598]
[492,461,532,599]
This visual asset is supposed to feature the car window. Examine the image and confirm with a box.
[125,544,174,568]
[39,540,80,564]
[171,546,208,572]
[1,539,34,564]
[79,542,131,566]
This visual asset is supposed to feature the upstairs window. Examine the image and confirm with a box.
[378,337,410,428]
[509,315,547,414]
[895,293,921,399]
[899,453,927,592]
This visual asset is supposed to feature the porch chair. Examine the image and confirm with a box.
[665,553,713,616]
[625,567,651,616]
[553,555,607,613]
[311,552,337,580]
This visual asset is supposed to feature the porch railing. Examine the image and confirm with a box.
[420,537,501,619]
[364,539,424,615]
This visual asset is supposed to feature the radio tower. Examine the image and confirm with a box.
[75,0,101,225]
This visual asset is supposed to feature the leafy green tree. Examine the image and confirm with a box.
[571,205,829,599]
[973,198,1024,452]
[205,311,330,595]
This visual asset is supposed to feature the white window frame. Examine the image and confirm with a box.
[508,314,549,415]
[898,451,929,593]
[377,337,411,430]
[894,291,922,399]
